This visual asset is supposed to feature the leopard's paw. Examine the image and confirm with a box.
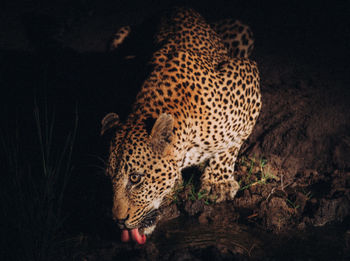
[200,179,239,203]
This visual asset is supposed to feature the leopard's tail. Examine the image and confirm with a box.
[211,19,254,58]
[109,25,131,51]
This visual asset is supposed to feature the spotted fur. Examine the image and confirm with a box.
[211,19,255,58]
[109,25,131,51]
[102,7,261,236]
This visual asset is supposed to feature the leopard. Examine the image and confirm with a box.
[101,7,261,244]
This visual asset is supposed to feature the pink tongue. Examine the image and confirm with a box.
[121,229,130,242]
[131,228,147,244]
[121,229,146,244]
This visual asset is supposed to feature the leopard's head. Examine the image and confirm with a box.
[101,113,179,244]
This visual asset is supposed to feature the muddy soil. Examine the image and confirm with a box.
[1,1,350,260]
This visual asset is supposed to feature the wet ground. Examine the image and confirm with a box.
[1,1,350,260]
[74,210,350,260]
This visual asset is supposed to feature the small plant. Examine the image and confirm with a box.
[189,186,214,205]
[301,188,313,200]
[170,171,215,205]
[286,198,300,210]
[238,156,278,191]
[171,181,185,204]
[197,190,208,200]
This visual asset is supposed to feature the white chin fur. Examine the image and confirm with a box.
[143,225,156,235]
[152,198,162,209]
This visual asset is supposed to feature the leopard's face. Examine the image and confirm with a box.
[104,113,179,241]
[108,144,177,231]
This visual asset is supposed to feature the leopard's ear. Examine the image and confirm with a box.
[101,113,120,136]
[149,113,174,155]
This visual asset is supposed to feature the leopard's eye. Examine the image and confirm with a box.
[129,173,142,184]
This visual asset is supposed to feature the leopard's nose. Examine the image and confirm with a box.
[116,214,129,229]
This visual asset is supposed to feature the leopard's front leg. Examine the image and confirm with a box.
[200,146,240,202]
